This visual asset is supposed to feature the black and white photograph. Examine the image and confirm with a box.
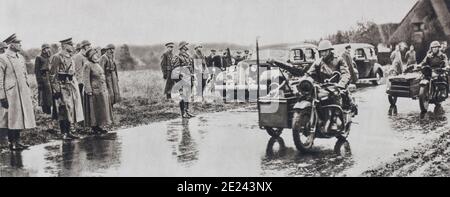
[1,0,450,179]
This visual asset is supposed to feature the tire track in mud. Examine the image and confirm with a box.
[363,102,450,177]
[261,137,354,177]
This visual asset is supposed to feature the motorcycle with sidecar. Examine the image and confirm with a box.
[386,64,449,118]
[258,61,357,154]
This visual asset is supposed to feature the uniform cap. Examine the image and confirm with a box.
[59,38,73,46]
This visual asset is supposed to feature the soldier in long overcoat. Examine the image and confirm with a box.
[35,44,53,114]
[100,44,121,106]
[172,41,195,118]
[50,38,84,140]
[83,49,113,134]
[0,34,36,150]
[161,42,175,99]
[73,40,91,105]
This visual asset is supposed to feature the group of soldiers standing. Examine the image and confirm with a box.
[160,41,252,118]
[390,41,450,75]
[0,34,121,151]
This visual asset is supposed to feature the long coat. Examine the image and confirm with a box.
[50,51,84,123]
[341,51,358,84]
[73,52,87,85]
[161,51,175,95]
[171,52,193,101]
[0,50,36,130]
[405,50,417,65]
[100,55,121,105]
[390,50,403,75]
[83,61,113,127]
[35,54,53,114]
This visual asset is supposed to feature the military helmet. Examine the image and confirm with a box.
[318,40,333,51]
[105,44,115,50]
[179,41,189,49]
[85,48,98,60]
[41,43,50,50]
[80,40,91,47]
[194,44,202,50]
[430,41,441,48]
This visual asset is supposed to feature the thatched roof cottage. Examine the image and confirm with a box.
[389,0,450,60]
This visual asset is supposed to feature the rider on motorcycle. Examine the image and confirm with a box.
[307,40,358,129]
[418,41,449,114]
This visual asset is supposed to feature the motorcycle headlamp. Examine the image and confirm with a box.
[297,80,314,95]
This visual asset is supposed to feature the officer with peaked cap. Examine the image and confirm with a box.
[35,43,54,115]
[172,41,196,118]
[100,44,121,106]
[0,34,36,150]
[50,38,84,140]
[161,42,175,99]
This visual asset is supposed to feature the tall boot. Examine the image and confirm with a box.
[7,130,22,151]
[14,131,29,150]
[184,102,196,117]
[92,126,107,135]
[61,121,79,140]
[7,130,16,150]
[180,101,189,118]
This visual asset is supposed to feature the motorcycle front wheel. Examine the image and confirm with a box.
[419,85,430,114]
[292,109,316,153]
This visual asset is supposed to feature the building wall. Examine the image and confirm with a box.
[390,0,450,61]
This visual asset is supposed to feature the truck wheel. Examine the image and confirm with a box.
[292,109,315,153]
[265,127,283,137]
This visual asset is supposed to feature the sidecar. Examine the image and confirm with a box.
[386,72,421,115]
[258,95,297,137]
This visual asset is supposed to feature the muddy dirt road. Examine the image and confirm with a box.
[1,84,449,177]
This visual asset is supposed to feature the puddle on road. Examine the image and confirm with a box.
[1,85,449,177]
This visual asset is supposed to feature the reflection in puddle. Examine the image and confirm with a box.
[0,151,30,177]
[262,136,354,177]
[43,133,122,177]
[265,137,287,159]
[167,119,199,167]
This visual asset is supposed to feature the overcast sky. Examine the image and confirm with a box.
[0,0,417,49]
